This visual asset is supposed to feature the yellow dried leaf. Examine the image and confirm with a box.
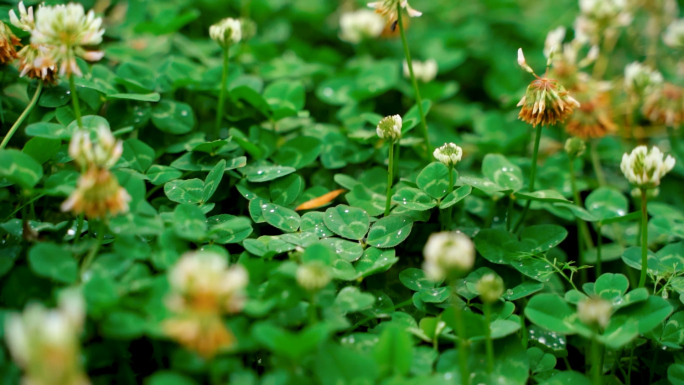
[295,189,346,211]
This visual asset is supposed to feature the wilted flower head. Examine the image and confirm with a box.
[296,261,332,292]
[664,19,684,48]
[565,89,616,139]
[69,126,123,170]
[476,273,504,303]
[376,114,402,141]
[0,21,21,65]
[210,18,242,49]
[433,143,463,167]
[9,2,35,32]
[643,83,684,127]
[31,3,105,76]
[564,137,587,158]
[620,145,675,189]
[339,9,384,44]
[624,62,663,98]
[516,49,580,127]
[577,297,612,328]
[164,313,236,358]
[423,231,475,281]
[61,167,131,219]
[368,0,422,23]
[5,289,88,385]
[404,59,437,83]
[16,44,58,82]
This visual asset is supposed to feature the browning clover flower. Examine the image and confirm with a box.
[565,89,616,139]
[31,3,104,77]
[16,44,58,82]
[376,114,402,142]
[209,18,242,49]
[577,297,612,329]
[69,126,123,170]
[516,49,580,127]
[5,289,89,385]
[61,167,131,219]
[643,83,684,127]
[0,21,21,64]
[620,145,675,189]
[423,231,475,281]
[163,313,236,358]
[339,9,385,44]
[403,59,437,83]
[433,142,463,167]
[476,273,504,304]
[664,19,684,49]
[296,261,332,292]
[367,0,421,24]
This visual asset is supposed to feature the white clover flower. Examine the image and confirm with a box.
[573,15,598,44]
[296,261,332,292]
[423,231,475,281]
[339,9,384,44]
[61,167,131,219]
[404,59,438,83]
[376,114,402,142]
[579,0,631,26]
[69,125,123,170]
[209,18,242,49]
[9,1,35,32]
[664,19,684,48]
[620,145,675,189]
[368,0,421,23]
[433,143,463,167]
[476,273,504,303]
[624,62,663,97]
[544,27,566,58]
[577,297,612,328]
[517,48,534,74]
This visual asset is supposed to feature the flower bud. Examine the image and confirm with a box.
[476,273,504,303]
[433,142,463,167]
[577,297,612,329]
[620,145,675,189]
[404,59,438,83]
[564,137,586,159]
[423,231,475,281]
[210,18,242,49]
[517,48,535,74]
[339,9,384,44]
[296,261,332,292]
[376,115,402,142]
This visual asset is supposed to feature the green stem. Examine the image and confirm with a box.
[396,5,430,153]
[563,356,572,370]
[444,166,455,230]
[308,292,317,325]
[638,188,649,288]
[483,303,495,373]
[626,345,634,385]
[668,125,683,163]
[0,82,43,150]
[73,214,85,245]
[215,48,230,139]
[590,140,606,186]
[80,221,105,278]
[513,124,543,232]
[384,142,395,217]
[569,157,594,283]
[596,225,603,276]
[451,288,469,385]
[69,75,82,129]
[591,336,602,385]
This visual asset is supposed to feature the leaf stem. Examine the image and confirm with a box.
[596,224,603,277]
[513,124,543,232]
[638,188,648,288]
[73,214,85,245]
[451,285,469,385]
[384,142,395,216]
[483,302,495,373]
[69,75,82,129]
[591,336,602,385]
[590,140,606,186]
[80,220,105,279]
[215,48,230,139]
[396,5,430,153]
[444,165,454,230]
[0,82,43,150]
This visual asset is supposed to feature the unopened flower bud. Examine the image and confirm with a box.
[620,145,675,189]
[517,48,534,73]
[376,115,402,142]
[433,143,463,167]
[423,231,475,281]
[296,261,331,292]
[577,297,612,329]
[565,137,586,158]
[210,18,242,48]
[476,273,504,303]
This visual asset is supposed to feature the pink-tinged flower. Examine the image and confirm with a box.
[368,0,421,23]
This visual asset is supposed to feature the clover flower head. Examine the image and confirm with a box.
[643,83,684,127]
[476,273,505,303]
[210,18,242,49]
[564,137,586,158]
[296,261,332,292]
[404,59,437,83]
[565,89,616,139]
[163,313,236,358]
[61,167,131,219]
[664,19,684,48]
[433,143,463,167]
[4,289,88,385]
[544,27,566,59]
[423,231,475,281]
[577,297,612,328]
[376,114,402,141]
[0,21,21,64]
[368,0,421,23]
[68,126,123,170]
[16,44,58,82]
[9,2,36,32]
[339,9,384,44]
[624,62,663,97]
[579,0,631,26]
[620,145,675,189]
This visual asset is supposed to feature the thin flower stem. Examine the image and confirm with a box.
[506,195,513,231]
[1,82,43,150]
[569,157,594,282]
[638,188,649,288]
[69,75,83,129]
[596,225,603,276]
[444,166,454,230]
[215,48,230,138]
[590,140,607,186]
[396,5,430,153]
[591,336,602,385]
[80,220,105,279]
[626,345,634,385]
[308,292,317,325]
[513,124,543,232]
[483,303,495,373]
[451,286,469,385]
[592,29,618,80]
[384,142,395,216]
[74,214,85,245]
